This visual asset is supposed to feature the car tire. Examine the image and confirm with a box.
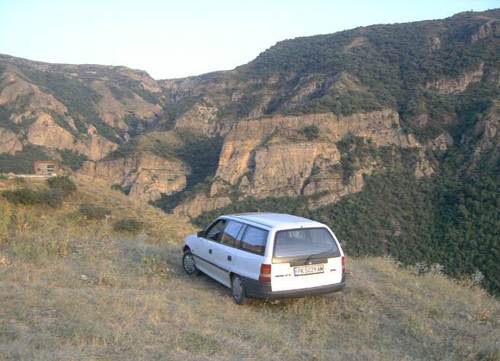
[231,275,246,305]
[182,250,198,275]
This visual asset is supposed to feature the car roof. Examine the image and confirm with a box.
[224,212,325,230]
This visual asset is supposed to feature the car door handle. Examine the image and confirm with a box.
[208,249,212,254]
[227,255,232,261]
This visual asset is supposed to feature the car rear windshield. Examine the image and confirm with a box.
[274,227,340,259]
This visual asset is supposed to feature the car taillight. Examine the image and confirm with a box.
[259,263,272,283]
[342,256,346,274]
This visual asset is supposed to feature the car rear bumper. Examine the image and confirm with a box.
[242,276,346,299]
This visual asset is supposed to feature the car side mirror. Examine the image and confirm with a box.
[197,230,207,238]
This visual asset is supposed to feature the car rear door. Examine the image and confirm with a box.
[270,227,343,291]
[235,225,268,281]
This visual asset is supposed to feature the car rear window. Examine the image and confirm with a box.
[240,226,268,255]
[274,227,340,258]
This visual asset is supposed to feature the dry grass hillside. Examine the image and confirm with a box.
[0,177,498,361]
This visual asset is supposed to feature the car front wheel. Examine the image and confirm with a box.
[182,250,198,275]
[231,275,246,305]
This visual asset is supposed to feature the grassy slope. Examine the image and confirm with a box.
[0,178,498,361]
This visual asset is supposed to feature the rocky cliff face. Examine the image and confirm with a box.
[472,101,499,160]
[0,127,22,154]
[470,18,500,42]
[24,112,118,160]
[91,80,162,131]
[80,152,189,202]
[212,109,416,191]
[173,109,425,217]
[425,63,485,93]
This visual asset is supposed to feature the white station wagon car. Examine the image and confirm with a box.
[182,213,346,304]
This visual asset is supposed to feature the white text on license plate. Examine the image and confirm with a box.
[294,264,324,276]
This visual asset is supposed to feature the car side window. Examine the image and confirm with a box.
[221,221,244,247]
[240,226,268,255]
[206,219,226,242]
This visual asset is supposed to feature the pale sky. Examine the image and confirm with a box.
[0,0,498,79]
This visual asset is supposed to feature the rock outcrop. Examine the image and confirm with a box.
[91,80,162,130]
[473,101,499,159]
[302,165,373,208]
[471,19,500,42]
[174,109,424,217]
[0,68,68,116]
[26,113,76,150]
[25,112,118,160]
[425,63,484,93]
[173,101,219,134]
[80,152,190,202]
[0,127,22,154]
[212,110,416,190]
[172,193,232,219]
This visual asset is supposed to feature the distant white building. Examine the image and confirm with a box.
[33,160,59,176]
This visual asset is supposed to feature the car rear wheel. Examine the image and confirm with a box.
[231,275,246,305]
[182,250,198,275]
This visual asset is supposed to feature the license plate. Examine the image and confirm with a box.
[294,264,324,276]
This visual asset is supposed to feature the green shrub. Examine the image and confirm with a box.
[123,114,143,136]
[59,150,88,171]
[79,203,111,220]
[299,125,320,140]
[47,176,77,196]
[1,188,62,208]
[1,176,76,208]
[111,184,121,191]
[113,218,143,233]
